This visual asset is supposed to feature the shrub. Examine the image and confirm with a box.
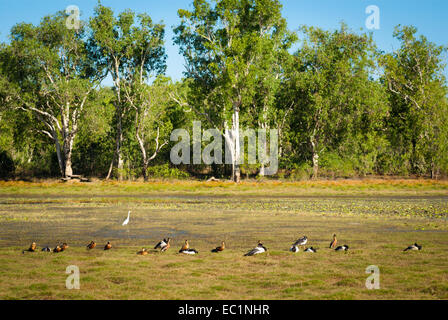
[319,152,356,178]
[146,164,190,179]
[289,163,312,181]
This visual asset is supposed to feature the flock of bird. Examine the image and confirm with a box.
[21,234,422,256]
[21,211,423,256]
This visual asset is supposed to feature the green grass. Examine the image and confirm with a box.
[0,180,447,300]
[1,178,448,197]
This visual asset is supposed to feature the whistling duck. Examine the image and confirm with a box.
[244,241,267,256]
[180,240,189,251]
[290,245,300,253]
[104,241,112,250]
[335,245,349,251]
[61,243,69,251]
[137,248,148,255]
[86,241,96,250]
[179,240,198,254]
[22,242,37,254]
[404,243,422,251]
[53,245,62,253]
[304,247,317,253]
[211,241,226,253]
[41,246,52,252]
[329,234,337,249]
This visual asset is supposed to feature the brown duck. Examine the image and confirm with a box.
[211,241,225,253]
[86,241,96,250]
[137,248,148,256]
[329,234,337,249]
[22,242,37,254]
[181,240,189,251]
[104,241,112,250]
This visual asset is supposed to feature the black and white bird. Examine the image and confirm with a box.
[41,246,52,252]
[304,247,317,253]
[293,236,308,247]
[290,236,307,252]
[335,245,349,251]
[160,238,171,252]
[404,243,422,251]
[290,245,300,253]
[154,238,169,250]
[179,248,198,255]
[244,241,267,256]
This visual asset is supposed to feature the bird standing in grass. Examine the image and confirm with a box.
[304,247,317,253]
[335,245,349,252]
[404,243,422,251]
[244,241,267,256]
[104,241,112,250]
[22,242,37,254]
[87,241,96,250]
[329,234,337,249]
[41,246,52,252]
[211,241,225,253]
[53,245,62,253]
[61,243,69,251]
[122,211,131,226]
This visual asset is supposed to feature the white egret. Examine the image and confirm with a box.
[122,210,131,226]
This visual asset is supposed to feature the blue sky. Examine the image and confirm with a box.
[0,0,447,82]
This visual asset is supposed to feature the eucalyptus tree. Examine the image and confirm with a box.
[246,30,297,175]
[284,25,386,179]
[125,77,173,181]
[381,25,448,178]
[89,3,166,180]
[174,0,293,182]
[0,12,99,178]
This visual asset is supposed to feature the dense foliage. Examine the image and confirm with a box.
[0,1,447,180]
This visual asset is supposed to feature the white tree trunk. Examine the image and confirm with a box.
[311,136,319,180]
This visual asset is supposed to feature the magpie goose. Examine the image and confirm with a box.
[244,241,267,256]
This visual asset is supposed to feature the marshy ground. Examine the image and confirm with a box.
[0,179,447,300]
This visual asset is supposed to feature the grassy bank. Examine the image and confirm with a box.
[1,178,448,197]
[0,181,447,300]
